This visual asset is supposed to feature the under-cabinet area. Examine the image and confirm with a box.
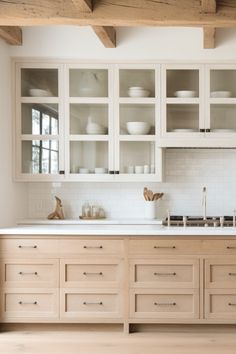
[2,235,236,332]
[14,61,236,182]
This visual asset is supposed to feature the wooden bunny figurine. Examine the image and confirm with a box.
[47,196,65,220]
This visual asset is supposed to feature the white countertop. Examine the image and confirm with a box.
[1,224,236,236]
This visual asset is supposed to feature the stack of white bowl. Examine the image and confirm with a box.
[128,86,150,98]
[86,122,108,135]
[126,121,151,135]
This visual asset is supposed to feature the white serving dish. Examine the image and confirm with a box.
[86,123,108,135]
[174,90,197,98]
[210,91,232,98]
[29,88,52,97]
[128,87,150,98]
[126,121,151,135]
[95,167,108,174]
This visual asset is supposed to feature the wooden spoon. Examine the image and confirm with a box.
[147,189,154,201]
[143,187,148,201]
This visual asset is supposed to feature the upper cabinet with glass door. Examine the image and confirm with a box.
[66,65,113,180]
[16,64,64,181]
[161,64,204,141]
[115,65,163,181]
[206,65,236,139]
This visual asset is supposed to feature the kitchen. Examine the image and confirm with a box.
[1,1,236,353]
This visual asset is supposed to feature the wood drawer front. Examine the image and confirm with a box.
[1,260,59,288]
[2,289,59,321]
[203,240,236,254]
[130,259,199,289]
[0,239,59,257]
[60,259,123,288]
[61,290,122,319]
[205,290,236,319]
[130,289,199,319]
[60,240,124,256]
[205,258,236,289]
[129,240,201,255]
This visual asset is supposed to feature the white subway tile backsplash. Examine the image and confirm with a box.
[27,149,236,220]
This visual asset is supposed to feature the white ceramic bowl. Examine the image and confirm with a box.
[128,87,150,98]
[210,91,232,98]
[95,167,108,174]
[174,90,197,98]
[126,121,151,135]
[79,168,90,174]
[29,89,52,97]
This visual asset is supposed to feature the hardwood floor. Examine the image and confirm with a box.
[0,325,236,354]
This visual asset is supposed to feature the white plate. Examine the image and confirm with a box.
[171,129,197,132]
[210,91,232,98]
[211,129,236,133]
[29,89,52,97]
[174,90,197,98]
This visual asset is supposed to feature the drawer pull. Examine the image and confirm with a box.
[227,246,236,249]
[83,301,103,306]
[83,272,103,276]
[154,246,176,249]
[228,303,236,306]
[18,245,37,249]
[18,301,37,305]
[19,272,38,275]
[154,272,176,276]
[229,273,236,276]
[83,246,103,249]
[154,302,176,306]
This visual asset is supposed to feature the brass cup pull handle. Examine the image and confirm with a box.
[227,246,236,249]
[83,272,103,276]
[18,245,37,249]
[228,303,236,306]
[19,301,37,305]
[229,273,236,276]
[83,246,103,249]
[154,302,176,306]
[154,272,176,276]
[154,246,176,249]
[19,272,38,275]
[83,301,103,305]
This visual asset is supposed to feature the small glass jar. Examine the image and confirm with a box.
[82,202,91,218]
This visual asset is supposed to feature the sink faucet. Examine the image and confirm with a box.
[202,187,207,221]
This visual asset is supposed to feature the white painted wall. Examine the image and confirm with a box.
[0,41,27,227]
[3,26,236,222]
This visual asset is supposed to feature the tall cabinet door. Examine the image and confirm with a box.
[161,64,204,144]
[205,64,236,143]
[15,63,65,181]
[65,64,115,181]
[114,64,163,182]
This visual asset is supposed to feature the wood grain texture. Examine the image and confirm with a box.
[0,26,22,45]
[1,325,236,354]
[72,0,92,12]
[0,1,236,27]
[201,0,216,13]
[203,27,215,48]
[92,26,116,48]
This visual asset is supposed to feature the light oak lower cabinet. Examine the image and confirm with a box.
[1,236,236,331]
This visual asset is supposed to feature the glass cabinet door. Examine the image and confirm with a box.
[116,65,162,181]
[66,65,113,180]
[162,65,203,137]
[207,66,236,136]
[17,64,63,179]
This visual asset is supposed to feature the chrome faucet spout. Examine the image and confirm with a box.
[202,187,207,220]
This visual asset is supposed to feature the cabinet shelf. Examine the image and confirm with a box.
[21,97,59,104]
[119,135,155,141]
[69,97,110,104]
[166,98,200,105]
[119,98,156,105]
[69,135,109,141]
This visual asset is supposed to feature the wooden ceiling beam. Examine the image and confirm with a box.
[0,26,22,45]
[92,26,116,48]
[0,1,235,27]
[203,27,215,48]
[71,0,92,12]
[201,0,216,14]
